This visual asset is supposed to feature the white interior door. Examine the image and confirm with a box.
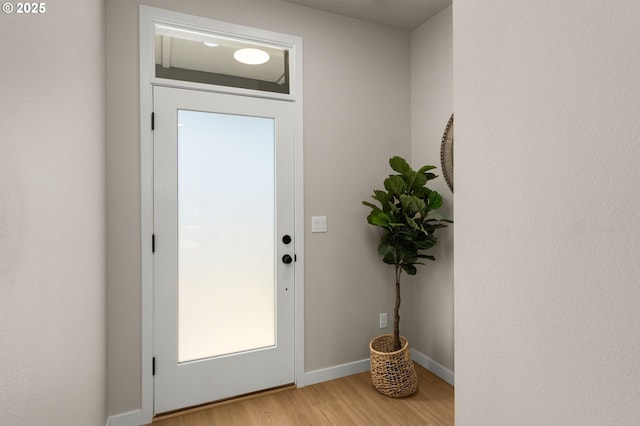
[153,86,295,414]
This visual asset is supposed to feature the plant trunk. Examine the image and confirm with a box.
[393,265,402,351]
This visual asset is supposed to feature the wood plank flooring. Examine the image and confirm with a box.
[150,363,454,425]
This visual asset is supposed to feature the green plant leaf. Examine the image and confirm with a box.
[367,210,391,227]
[382,252,396,264]
[388,221,406,228]
[424,222,448,231]
[378,241,394,256]
[399,194,419,214]
[388,200,400,216]
[389,156,411,174]
[402,264,417,275]
[362,201,378,210]
[417,254,436,261]
[417,165,437,174]
[372,188,389,203]
[415,197,427,218]
[428,191,443,210]
[403,170,417,191]
[384,175,407,195]
[405,215,420,230]
[411,172,427,191]
[413,186,430,199]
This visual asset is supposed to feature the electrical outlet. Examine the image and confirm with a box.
[379,313,388,329]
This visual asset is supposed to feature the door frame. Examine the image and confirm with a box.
[139,6,304,423]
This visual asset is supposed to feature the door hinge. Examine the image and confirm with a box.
[151,112,155,130]
[152,357,156,376]
[152,234,155,253]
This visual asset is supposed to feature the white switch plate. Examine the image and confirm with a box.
[311,216,327,233]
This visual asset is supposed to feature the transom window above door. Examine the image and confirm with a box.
[154,24,290,94]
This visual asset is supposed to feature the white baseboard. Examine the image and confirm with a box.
[411,349,455,386]
[303,358,370,386]
[303,351,454,388]
[106,410,142,426]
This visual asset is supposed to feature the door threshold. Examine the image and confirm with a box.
[153,383,296,422]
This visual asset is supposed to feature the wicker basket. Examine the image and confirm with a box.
[369,334,418,398]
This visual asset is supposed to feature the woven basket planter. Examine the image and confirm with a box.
[369,334,418,398]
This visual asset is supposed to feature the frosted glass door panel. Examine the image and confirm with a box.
[178,110,275,363]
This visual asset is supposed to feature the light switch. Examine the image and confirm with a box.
[311,216,327,233]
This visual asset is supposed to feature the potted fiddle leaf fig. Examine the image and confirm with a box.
[362,156,451,397]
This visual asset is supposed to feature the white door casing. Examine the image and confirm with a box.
[139,6,304,423]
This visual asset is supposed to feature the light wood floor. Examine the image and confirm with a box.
[150,363,454,426]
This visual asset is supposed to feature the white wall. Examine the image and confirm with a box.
[106,0,410,416]
[409,5,454,375]
[0,1,107,425]
[454,1,640,424]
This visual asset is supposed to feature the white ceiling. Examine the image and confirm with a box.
[279,0,451,30]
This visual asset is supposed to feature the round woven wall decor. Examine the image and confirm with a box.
[440,114,454,192]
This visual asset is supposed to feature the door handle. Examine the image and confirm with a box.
[282,254,293,264]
